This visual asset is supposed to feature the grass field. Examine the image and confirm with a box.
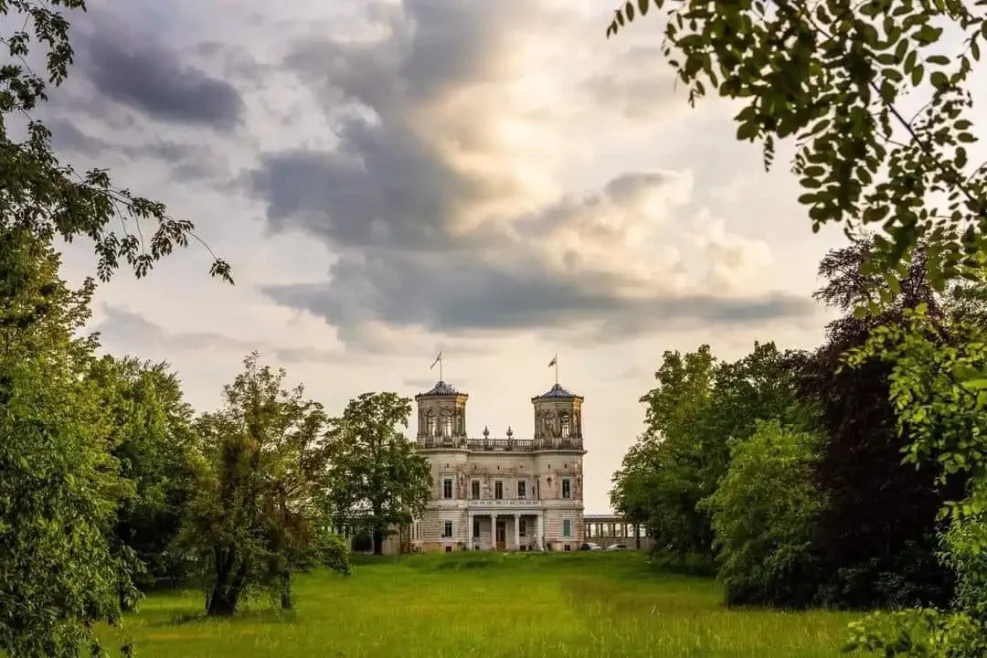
[94,551,858,657]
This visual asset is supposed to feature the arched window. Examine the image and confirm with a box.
[560,413,570,438]
[426,412,437,436]
[442,415,453,437]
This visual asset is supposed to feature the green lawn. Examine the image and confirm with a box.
[95,552,857,657]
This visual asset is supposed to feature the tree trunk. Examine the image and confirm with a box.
[279,569,292,610]
[207,586,239,617]
[207,547,246,617]
[373,526,384,555]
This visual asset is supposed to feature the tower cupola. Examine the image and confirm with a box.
[415,380,468,446]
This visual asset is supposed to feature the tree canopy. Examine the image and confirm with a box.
[325,392,432,555]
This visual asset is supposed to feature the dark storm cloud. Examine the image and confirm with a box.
[246,1,818,346]
[74,14,245,129]
[263,247,816,344]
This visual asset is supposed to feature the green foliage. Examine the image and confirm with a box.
[180,354,339,616]
[845,303,987,521]
[840,299,987,654]
[703,419,825,607]
[605,0,987,290]
[87,356,201,588]
[0,0,232,282]
[325,392,432,555]
[312,529,352,576]
[0,230,138,657]
[612,342,810,563]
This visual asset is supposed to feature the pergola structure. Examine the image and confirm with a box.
[583,514,652,550]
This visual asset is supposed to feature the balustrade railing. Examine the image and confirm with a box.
[416,436,583,451]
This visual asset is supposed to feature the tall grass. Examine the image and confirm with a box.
[94,551,856,657]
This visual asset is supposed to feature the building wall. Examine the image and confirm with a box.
[415,447,584,550]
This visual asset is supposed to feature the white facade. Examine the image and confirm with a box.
[410,380,586,553]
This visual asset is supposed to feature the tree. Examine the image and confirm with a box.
[803,241,961,609]
[618,346,718,560]
[605,0,987,290]
[844,301,987,655]
[180,354,343,617]
[1,0,231,282]
[0,229,138,657]
[325,392,432,555]
[612,343,809,563]
[2,2,231,651]
[87,356,200,592]
[703,419,825,607]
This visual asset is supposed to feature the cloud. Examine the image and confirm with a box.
[73,9,246,130]
[580,45,683,123]
[244,0,815,349]
[94,305,357,365]
[46,117,220,182]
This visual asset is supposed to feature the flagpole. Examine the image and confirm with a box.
[439,354,444,382]
[554,354,559,385]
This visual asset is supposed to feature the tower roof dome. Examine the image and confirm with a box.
[417,380,461,397]
[531,382,581,401]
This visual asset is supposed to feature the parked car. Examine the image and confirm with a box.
[578,542,602,551]
[605,544,628,551]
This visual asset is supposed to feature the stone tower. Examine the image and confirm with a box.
[414,380,469,447]
[531,383,583,447]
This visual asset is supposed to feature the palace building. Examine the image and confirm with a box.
[409,379,586,552]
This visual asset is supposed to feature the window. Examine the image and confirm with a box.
[443,521,453,538]
[561,478,571,499]
[517,480,526,499]
[471,480,481,500]
[473,518,480,538]
[443,477,454,499]
[426,413,436,436]
[563,519,572,537]
[561,413,570,438]
[519,519,527,537]
[442,415,453,437]
[494,480,504,500]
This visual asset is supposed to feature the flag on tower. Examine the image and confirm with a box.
[430,352,442,370]
[548,355,557,368]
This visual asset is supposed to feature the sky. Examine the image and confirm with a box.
[32,0,875,514]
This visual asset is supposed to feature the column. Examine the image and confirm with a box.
[536,513,544,551]
[467,511,474,550]
[513,513,520,551]
[490,514,497,550]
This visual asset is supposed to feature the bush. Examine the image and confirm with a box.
[316,532,352,576]
[704,419,824,608]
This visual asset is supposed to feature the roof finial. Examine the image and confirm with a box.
[483,426,490,439]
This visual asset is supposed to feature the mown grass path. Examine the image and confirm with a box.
[95,552,856,657]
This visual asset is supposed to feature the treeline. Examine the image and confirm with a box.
[0,233,433,656]
[612,239,980,611]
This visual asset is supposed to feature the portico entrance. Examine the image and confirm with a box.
[468,507,545,551]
